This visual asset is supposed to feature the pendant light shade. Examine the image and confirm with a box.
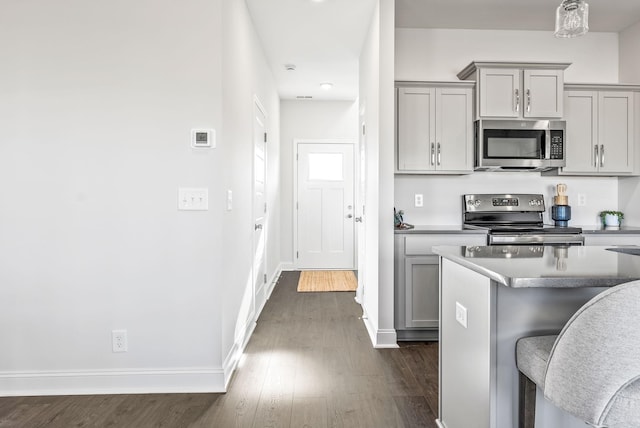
[555,0,589,38]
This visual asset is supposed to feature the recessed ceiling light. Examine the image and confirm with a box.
[310,0,325,3]
[320,82,333,90]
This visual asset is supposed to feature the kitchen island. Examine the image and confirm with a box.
[433,245,640,428]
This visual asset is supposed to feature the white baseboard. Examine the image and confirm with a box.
[222,320,257,389]
[361,308,399,349]
[222,264,284,388]
[279,262,295,271]
[0,368,226,397]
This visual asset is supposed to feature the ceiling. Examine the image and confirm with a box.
[245,0,640,101]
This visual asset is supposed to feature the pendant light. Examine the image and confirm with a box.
[555,0,589,38]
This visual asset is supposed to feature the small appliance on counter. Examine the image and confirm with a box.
[551,183,571,227]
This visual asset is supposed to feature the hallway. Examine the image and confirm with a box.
[0,271,439,427]
[211,271,439,427]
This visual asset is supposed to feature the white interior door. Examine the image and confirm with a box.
[253,101,267,310]
[296,142,355,269]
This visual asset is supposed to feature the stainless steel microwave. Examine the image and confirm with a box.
[475,120,566,171]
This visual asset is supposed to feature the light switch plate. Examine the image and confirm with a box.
[178,188,209,211]
[227,190,233,211]
[415,194,424,207]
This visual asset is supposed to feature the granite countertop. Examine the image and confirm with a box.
[394,225,488,234]
[433,245,640,288]
[577,225,640,234]
[395,224,640,234]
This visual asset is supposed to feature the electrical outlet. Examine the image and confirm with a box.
[112,330,128,353]
[455,302,468,328]
[414,194,424,208]
[577,193,586,206]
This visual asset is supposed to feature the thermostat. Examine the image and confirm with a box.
[191,129,215,148]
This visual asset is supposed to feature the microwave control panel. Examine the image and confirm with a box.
[549,130,564,160]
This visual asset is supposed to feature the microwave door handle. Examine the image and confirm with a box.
[545,129,551,160]
[594,145,599,168]
[600,144,605,168]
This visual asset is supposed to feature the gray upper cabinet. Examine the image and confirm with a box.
[458,61,569,120]
[396,83,474,174]
[560,85,636,175]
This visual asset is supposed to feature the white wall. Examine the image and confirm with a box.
[396,174,618,226]
[0,0,280,396]
[618,22,640,226]
[279,100,359,266]
[395,29,619,83]
[0,0,226,394]
[220,0,281,383]
[619,20,640,83]
[359,0,397,348]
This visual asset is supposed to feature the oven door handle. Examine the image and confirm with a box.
[488,234,584,245]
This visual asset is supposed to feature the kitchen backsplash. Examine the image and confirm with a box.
[395,173,619,226]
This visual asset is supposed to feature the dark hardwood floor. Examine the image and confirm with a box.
[0,271,439,427]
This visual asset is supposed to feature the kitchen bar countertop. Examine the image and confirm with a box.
[394,225,488,234]
[395,224,640,234]
[433,245,640,288]
[578,225,640,233]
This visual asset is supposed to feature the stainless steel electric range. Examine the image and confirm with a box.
[462,193,584,245]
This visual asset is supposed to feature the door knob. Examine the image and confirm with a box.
[347,214,353,219]
[355,216,363,222]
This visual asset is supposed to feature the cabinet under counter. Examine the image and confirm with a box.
[393,229,486,341]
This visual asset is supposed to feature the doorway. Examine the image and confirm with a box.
[253,98,267,309]
[294,141,356,270]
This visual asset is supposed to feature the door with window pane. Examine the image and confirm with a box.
[296,143,355,269]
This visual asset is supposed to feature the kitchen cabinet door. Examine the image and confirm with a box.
[523,69,563,118]
[561,89,634,175]
[397,87,435,171]
[479,68,520,118]
[478,67,563,118]
[436,87,474,172]
[598,91,634,174]
[396,84,473,174]
[562,91,598,173]
[405,256,439,328]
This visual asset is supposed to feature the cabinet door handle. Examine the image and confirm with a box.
[437,142,441,166]
[600,144,605,167]
[515,89,520,113]
[594,145,599,168]
[526,89,531,113]
[430,142,435,165]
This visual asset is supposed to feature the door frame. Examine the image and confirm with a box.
[252,95,268,318]
[293,139,358,270]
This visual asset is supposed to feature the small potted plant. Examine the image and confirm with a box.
[600,210,624,227]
